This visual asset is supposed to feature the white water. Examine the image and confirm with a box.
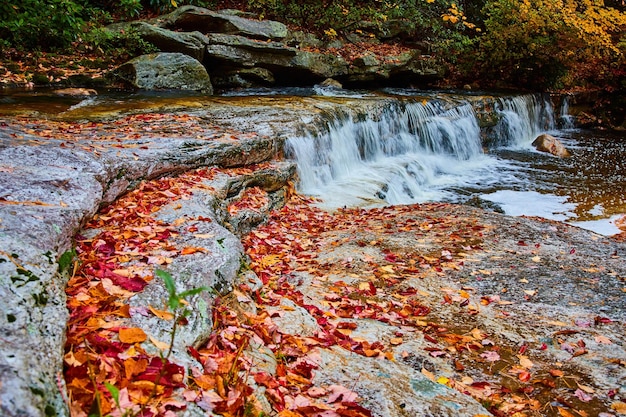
[286,95,555,208]
[286,93,625,235]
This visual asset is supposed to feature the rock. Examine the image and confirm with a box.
[211,67,276,89]
[347,49,442,84]
[0,109,290,417]
[318,78,343,89]
[127,22,207,61]
[532,133,571,157]
[202,33,348,83]
[161,5,288,40]
[311,346,492,416]
[114,52,213,93]
[53,87,97,96]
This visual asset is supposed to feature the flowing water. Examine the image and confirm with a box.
[285,92,626,235]
[2,88,625,235]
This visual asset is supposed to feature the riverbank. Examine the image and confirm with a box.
[1,91,626,417]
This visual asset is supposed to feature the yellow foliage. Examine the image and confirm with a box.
[324,28,338,39]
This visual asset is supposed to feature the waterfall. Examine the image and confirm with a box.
[286,93,560,208]
[488,94,556,147]
[286,99,491,208]
[559,95,576,129]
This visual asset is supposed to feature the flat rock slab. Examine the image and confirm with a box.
[0,113,288,417]
[243,201,626,416]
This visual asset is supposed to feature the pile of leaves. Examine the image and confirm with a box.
[64,163,625,417]
[63,167,376,417]
[0,47,120,87]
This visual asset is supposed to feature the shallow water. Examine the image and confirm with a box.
[1,88,624,235]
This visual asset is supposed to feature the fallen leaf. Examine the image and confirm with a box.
[181,246,207,255]
[517,354,534,369]
[480,351,500,362]
[149,336,170,351]
[612,401,626,414]
[119,327,147,344]
[148,305,175,321]
[558,407,576,417]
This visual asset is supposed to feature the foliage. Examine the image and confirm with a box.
[82,26,158,61]
[0,0,86,51]
[461,0,626,89]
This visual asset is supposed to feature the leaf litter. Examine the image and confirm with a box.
[63,161,626,416]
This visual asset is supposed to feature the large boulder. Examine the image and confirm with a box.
[202,33,348,84]
[532,133,571,157]
[114,52,213,93]
[129,22,207,62]
[160,5,288,40]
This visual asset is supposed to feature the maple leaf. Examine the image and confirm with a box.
[480,351,501,362]
[118,327,147,344]
[327,385,359,403]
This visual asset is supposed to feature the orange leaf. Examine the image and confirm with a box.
[119,327,147,344]
[181,246,207,255]
[148,305,175,321]
[557,407,576,417]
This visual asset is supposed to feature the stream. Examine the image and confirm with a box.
[1,88,625,236]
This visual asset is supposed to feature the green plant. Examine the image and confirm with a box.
[83,27,158,60]
[0,0,86,51]
[102,269,210,417]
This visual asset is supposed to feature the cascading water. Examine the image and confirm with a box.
[488,94,556,147]
[558,95,576,129]
[286,99,494,208]
[286,94,555,209]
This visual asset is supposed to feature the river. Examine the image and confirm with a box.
[1,88,624,236]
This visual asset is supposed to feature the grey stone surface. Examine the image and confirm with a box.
[114,52,213,93]
[130,22,207,62]
[0,107,290,417]
[161,5,288,40]
[311,346,492,417]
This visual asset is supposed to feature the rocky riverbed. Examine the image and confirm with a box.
[0,94,625,417]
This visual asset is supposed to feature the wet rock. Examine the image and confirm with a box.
[532,133,571,157]
[161,5,288,41]
[318,78,343,89]
[114,52,213,93]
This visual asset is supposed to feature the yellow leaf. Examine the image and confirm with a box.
[148,305,175,321]
[149,336,170,351]
[517,354,534,369]
[380,265,395,273]
[436,376,450,385]
[259,254,281,268]
[611,401,626,414]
